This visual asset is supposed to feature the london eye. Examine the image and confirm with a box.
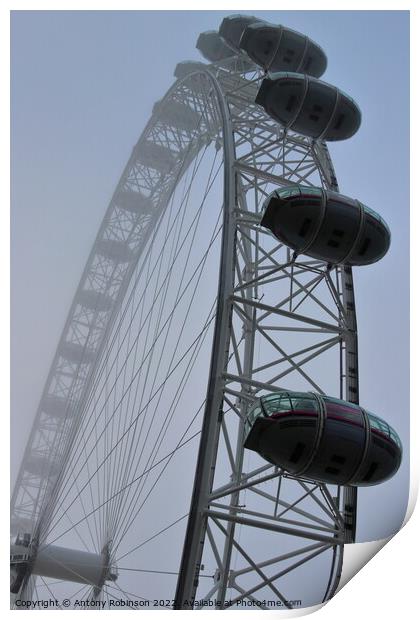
[11,13,403,610]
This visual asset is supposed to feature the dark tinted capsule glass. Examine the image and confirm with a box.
[196,31,235,62]
[260,187,390,266]
[240,23,327,77]
[244,391,402,486]
[256,73,361,141]
[219,14,262,51]
[240,24,282,69]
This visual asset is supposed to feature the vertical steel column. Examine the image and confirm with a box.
[320,143,359,544]
[216,214,256,605]
[174,75,237,609]
[341,265,359,542]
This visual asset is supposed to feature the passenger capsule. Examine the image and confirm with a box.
[256,72,361,141]
[219,14,262,51]
[60,341,96,365]
[196,30,236,62]
[115,189,154,214]
[137,140,175,174]
[240,23,327,78]
[78,289,113,312]
[42,395,78,419]
[173,61,213,80]
[260,186,390,266]
[25,456,61,478]
[10,518,35,535]
[244,391,402,487]
[153,99,202,132]
[97,238,134,264]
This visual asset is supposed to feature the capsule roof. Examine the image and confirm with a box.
[256,72,361,141]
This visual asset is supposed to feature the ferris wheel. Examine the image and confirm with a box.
[11,14,402,610]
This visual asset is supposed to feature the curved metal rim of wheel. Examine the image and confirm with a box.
[11,51,358,610]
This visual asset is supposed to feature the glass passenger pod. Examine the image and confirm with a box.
[244,392,321,474]
[10,518,35,536]
[244,391,402,486]
[60,341,96,365]
[97,238,134,263]
[219,14,263,52]
[260,186,391,266]
[360,411,403,485]
[153,99,202,133]
[25,455,61,478]
[115,188,154,215]
[42,395,79,419]
[173,61,211,80]
[10,538,31,594]
[78,289,113,312]
[240,23,327,78]
[137,140,176,175]
[255,72,361,141]
[196,30,236,62]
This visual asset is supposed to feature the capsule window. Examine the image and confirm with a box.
[331,454,346,464]
[309,102,324,122]
[302,56,312,71]
[362,462,378,482]
[293,79,337,138]
[368,412,390,437]
[283,50,297,64]
[327,239,340,248]
[323,397,363,425]
[262,40,274,57]
[286,94,298,112]
[247,405,263,427]
[289,442,306,463]
[389,427,403,451]
[380,441,399,458]
[264,77,305,125]
[311,195,360,263]
[289,393,318,413]
[298,218,312,237]
[290,198,320,208]
[299,187,323,197]
[276,30,305,70]
[358,238,371,256]
[262,393,293,415]
[333,114,345,130]
[327,95,361,141]
[325,466,340,475]
[277,187,302,199]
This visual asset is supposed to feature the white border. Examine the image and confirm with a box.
[2,2,418,618]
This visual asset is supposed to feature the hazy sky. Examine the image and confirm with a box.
[11,9,409,556]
